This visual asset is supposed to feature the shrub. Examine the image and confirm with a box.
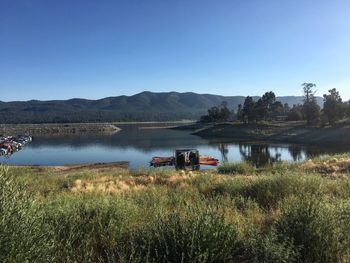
[239,175,323,209]
[132,206,241,262]
[275,196,350,263]
[0,166,52,262]
[218,162,255,175]
[242,228,297,263]
[191,173,327,210]
[41,195,140,262]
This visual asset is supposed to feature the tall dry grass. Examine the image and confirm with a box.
[1,153,350,262]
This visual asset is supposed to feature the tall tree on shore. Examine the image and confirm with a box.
[242,96,255,123]
[261,91,276,120]
[237,104,243,122]
[271,101,284,115]
[302,83,320,125]
[323,88,344,126]
[254,99,266,121]
[219,101,231,122]
[239,92,285,123]
[200,101,231,123]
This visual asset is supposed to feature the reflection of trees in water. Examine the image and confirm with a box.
[218,143,229,163]
[239,144,282,167]
[288,145,303,161]
[288,145,334,161]
[287,145,334,162]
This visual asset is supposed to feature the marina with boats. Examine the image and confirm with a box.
[0,135,33,158]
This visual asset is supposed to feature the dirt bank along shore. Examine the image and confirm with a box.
[0,123,121,135]
[12,161,129,172]
[175,121,350,147]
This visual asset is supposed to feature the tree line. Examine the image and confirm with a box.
[200,83,350,126]
[0,110,203,124]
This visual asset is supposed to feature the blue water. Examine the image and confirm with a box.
[1,125,344,169]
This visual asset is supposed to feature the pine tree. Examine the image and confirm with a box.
[323,88,344,126]
[302,83,320,125]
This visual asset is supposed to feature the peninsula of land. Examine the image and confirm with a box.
[174,120,350,148]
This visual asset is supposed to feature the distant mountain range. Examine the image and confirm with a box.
[0,91,323,124]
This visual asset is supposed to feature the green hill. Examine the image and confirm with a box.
[0,91,322,123]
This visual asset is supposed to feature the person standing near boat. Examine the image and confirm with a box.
[189,151,199,170]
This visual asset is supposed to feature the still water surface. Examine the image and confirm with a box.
[1,124,348,169]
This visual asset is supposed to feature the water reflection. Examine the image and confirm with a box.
[238,144,282,167]
[218,143,229,163]
[213,142,339,168]
[1,125,349,168]
[288,145,304,162]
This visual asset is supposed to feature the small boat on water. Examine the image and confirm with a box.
[150,156,175,167]
[199,156,219,166]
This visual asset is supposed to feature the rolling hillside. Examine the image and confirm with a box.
[0,91,323,123]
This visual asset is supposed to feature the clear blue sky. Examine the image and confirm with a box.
[1,0,349,101]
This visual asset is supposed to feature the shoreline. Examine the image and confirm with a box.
[0,123,121,135]
[8,161,129,171]
[0,121,196,135]
[174,121,350,148]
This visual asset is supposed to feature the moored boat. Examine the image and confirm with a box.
[199,156,219,166]
[0,134,32,158]
[150,156,175,167]
[0,148,6,156]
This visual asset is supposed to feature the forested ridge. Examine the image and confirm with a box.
[0,91,320,124]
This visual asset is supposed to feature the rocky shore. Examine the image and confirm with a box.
[0,123,121,135]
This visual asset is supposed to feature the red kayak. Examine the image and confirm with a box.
[199,156,219,166]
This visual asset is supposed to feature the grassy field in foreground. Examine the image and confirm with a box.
[1,155,350,262]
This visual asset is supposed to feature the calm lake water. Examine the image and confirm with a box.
[1,124,349,169]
